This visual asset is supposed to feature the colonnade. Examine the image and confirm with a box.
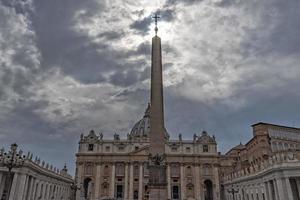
[225,177,300,200]
[0,168,73,200]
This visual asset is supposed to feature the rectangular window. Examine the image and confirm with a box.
[172,185,180,199]
[170,164,180,177]
[88,144,94,151]
[116,185,123,198]
[186,147,191,153]
[203,145,209,152]
[116,163,125,177]
[105,146,110,152]
[171,147,178,152]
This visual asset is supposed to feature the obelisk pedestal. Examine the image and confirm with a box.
[148,164,167,200]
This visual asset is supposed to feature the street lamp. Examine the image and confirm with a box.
[0,143,26,200]
[227,188,239,200]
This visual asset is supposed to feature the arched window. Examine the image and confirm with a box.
[83,178,92,199]
[204,180,213,200]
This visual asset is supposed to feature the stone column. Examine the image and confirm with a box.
[138,164,143,200]
[94,164,102,199]
[27,177,34,200]
[129,164,134,200]
[264,182,270,200]
[111,163,116,198]
[258,184,263,200]
[285,177,294,200]
[194,165,201,200]
[180,164,185,200]
[9,173,19,200]
[36,181,42,200]
[31,180,37,200]
[21,174,29,200]
[275,178,284,200]
[0,173,4,198]
[167,164,171,200]
[46,183,51,200]
[296,178,300,199]
[124,163,129,200]
[0,173,3,188]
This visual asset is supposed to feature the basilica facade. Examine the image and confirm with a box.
[75,107,220,200]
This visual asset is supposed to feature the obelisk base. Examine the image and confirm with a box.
[148,165,167,200]
[148,185,168,200]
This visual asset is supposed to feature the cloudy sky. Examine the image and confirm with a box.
[1,0,300,174]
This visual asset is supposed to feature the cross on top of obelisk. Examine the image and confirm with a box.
[152,13,160,35]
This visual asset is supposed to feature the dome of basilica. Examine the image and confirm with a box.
[128,104,169,141]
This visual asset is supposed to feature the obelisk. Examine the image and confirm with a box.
[148,13,168,200]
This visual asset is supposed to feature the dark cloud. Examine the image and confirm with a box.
[98,31,124,40]
[130,15,152,34]
[159,8,176,22]
[240,0,300,57]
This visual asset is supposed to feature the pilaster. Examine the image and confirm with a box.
[180,164,185,200]
[167,164,171,199]
[111,163,116,198]
[76,164,83,200]
[124,163,129,200]
[194,165,201,200]
[129,164,134,199]
[94,164,102,199]
[138,164,143,200]
[213,166,220,200]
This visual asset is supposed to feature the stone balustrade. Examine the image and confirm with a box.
[223,151,299,183]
